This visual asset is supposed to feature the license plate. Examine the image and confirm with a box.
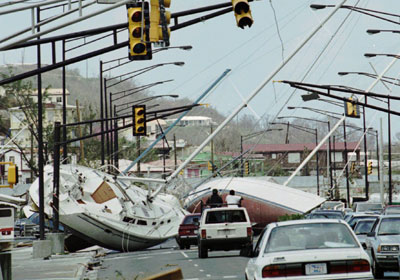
[305,263,327,275]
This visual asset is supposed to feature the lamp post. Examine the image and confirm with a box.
[339,66,394,204]
[287,106,335,192]
[101,61,184,166]
[240,128,283,177]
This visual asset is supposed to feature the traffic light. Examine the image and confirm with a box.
[127,2,152,61]
[350,162,355,174]
[367,161,373,175]
[7,164,18,187]
[150,0,171,46]
[244,161,249,175]
[207,161,212,171]
[344,97,360,118]
[133,105,147,136]
[231,0,253,29]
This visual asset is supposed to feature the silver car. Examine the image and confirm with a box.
[365,215,400,278]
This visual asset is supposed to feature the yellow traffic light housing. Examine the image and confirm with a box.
[133,105,147,136]
[367,161,373,175]
[244,161,249,175]
[127,2,152,61]
[0,162,18,188]
[207,161,212,171]
[344,97,360,118]
[150,0,170,46]
[231,0,253,29]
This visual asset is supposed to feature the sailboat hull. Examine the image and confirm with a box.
[184,177,325,230]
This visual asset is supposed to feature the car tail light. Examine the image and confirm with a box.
[262,264,302,278]
[262,265,286,278]
[247,227,252,237]
[330,261,347,274]
[0,228,13,236]
[330,260,370,274]
[201,229,206,239]
[347,260,370,273]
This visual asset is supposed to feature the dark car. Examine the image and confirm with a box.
[382,205,400,215]
[347,213,379,229]
[306,210,344,220]
[176,213,201,250]
[353,218,376,248]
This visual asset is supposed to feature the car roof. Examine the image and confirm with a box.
[185,213,201,217]
[380,214,400,219]
[204,207,246,212]
[273,219,346,227]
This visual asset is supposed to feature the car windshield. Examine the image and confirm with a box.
[311,212,343,219]
[384,207,400,215]
[354,220,374,234]
[378,218,400,235]
[349,216,377,228]
[357,203,382,212]
[183,215,201,225]
[205,210,246,224]
[265,223,359,253]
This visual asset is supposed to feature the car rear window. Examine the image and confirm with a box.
[0,209,12,218]
[183,215,201,225]
[205,210,246,224]
[265,223,359,253]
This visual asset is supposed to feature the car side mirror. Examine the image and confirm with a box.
[367,232,375,237]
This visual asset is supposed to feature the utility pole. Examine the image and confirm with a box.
[210,124,214,173]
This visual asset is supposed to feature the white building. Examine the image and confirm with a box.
[166,116,215,127]
[4,88,77,183]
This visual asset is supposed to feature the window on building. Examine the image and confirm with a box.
[56,97,62,103]
[8,156,15,163]
[332,152,343,162]
[271,153,277,159]
[288,153,300,163]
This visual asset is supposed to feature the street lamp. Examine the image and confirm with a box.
[367,29,400,35]
[311,4,400,26]
[364,53,400,59]
[240,128,283,177]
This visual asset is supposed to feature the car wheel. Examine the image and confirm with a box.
[185,245,190,249]
[198,242,208,258]
[179,243,185,250]
[372,256,384,279]
[240,243,252,257]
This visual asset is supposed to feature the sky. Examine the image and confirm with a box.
[0,0,400,144]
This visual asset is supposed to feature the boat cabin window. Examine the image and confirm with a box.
[152,222,157,226]
[137,220,147,226]
[123,217,135,224]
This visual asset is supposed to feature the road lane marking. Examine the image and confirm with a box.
[223,276,239,279]
[199,269,204,272]
[180,251,189,258]
[194,264,199,267]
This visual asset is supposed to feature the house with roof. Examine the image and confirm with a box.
[243,142,361,176]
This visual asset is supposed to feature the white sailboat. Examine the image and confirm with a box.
[29,164,187,252]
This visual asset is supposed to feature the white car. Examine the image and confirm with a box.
[245,219,373,280]
[198,207,253,258]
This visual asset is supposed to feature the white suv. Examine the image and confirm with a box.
[198,207,253,258]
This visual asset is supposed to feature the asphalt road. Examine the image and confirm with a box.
[96,239,249,280]
[95,238,400,280]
